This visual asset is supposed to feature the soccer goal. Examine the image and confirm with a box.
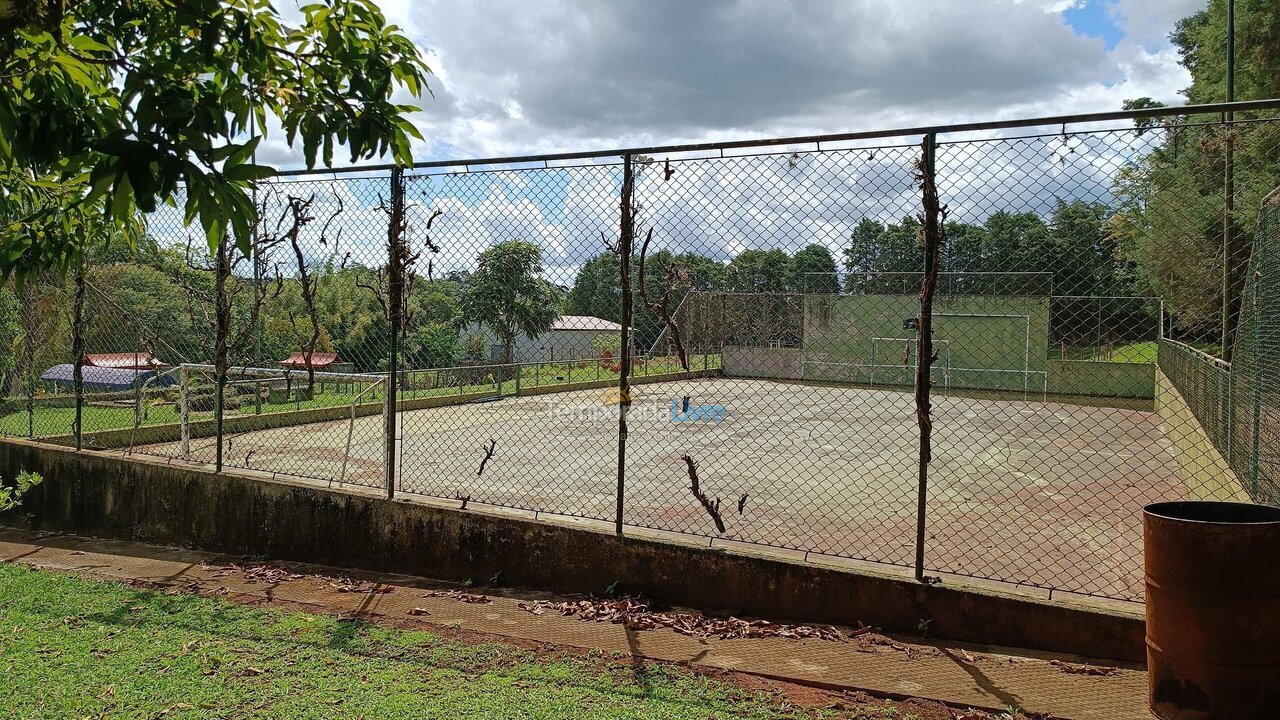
[801,272,1051,394]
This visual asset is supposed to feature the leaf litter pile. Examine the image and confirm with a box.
[201,563,303,584]
[198,562,393,595]
[421,589,492,604]
[514,596,855,643]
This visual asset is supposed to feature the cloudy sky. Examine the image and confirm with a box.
[228,0,1212,285]
[258,0,1205,168]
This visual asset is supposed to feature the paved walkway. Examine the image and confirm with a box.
[0,528,1152,720]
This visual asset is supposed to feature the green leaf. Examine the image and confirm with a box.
[223,164,276,182]
[225,137,262,168]
[111,172,134,221]
[126,162,157,213]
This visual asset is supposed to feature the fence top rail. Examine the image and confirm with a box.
[1160,337,1232,371]
[274,98,1280,178]
[408,354,690,376]
[180,363,383,384]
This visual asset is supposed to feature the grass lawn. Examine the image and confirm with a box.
[0,563,888,720]
[0,355,723,440]
[1057,340,1221,364]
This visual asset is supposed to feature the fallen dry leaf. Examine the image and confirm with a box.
[422,589,491,604]
[1050,659,1118,676]
[201,563,303,584]
[515,597,849,641]
[317,575,392,594]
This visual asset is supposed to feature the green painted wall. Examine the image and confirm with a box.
[1047,360,1154,399]
[1154,368,1250,502]
[803,294,1050,392]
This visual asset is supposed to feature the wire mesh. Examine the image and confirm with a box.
[3,104,1278,603]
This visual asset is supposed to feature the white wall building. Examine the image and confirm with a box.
[462,315,624,364]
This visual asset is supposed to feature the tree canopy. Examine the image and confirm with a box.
[0,0,430,278]
[459,241,560,364]
[1116,0,1280,337]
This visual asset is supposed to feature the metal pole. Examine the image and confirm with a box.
[1249,264,1261,496]
[71,259,86,450]
[1222,0,1238,361]
[180,365,190,460]
[385,166,405,500]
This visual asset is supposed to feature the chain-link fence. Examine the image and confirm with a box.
[3,100,1279,603]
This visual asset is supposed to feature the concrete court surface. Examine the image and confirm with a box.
[141,377,1187,601]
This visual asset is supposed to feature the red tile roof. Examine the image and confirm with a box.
[279,352,340,368]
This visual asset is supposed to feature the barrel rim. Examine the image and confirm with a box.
[1144,500,1280,525]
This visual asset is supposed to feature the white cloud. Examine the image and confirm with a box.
[1109,0,1204,47]
[350,0,1196,164]
[223,0,1202,280]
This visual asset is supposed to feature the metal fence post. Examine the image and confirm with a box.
[71,260,86,451]
[385,166,406,500]
[179,365,190,460]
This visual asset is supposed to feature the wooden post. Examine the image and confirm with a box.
[914,133,945,584]
[615,154,635,536]
[385,166,406,500]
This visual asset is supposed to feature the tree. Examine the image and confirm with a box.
[842,217,923,293]
[0,284,18,396]
[564,252,620,322]
[0,0,430,278]
[725,249,791,292]
[403,323,459,369]
[1172,0,1280,107]
[788,243,838,293]
[1115,0,1280,341]
[459,241,559,364]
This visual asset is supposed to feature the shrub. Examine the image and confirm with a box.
[0,471,43,513]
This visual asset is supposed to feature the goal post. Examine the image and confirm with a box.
[801,271,1051,393]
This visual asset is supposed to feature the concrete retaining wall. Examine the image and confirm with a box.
[0,438,1143,663]
[1154,368,1250,502]
[722,346,802,380]
[723,347,1154,401]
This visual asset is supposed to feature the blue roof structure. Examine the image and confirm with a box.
[39,364,176,392]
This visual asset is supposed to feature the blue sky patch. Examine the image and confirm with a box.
[1064,1,1125,51]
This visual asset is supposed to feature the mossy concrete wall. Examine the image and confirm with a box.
[1154,368,1251,502]
[1047,360,1154,399]
[0,437,1144,663]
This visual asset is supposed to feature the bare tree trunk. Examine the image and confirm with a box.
[914,133,945,584]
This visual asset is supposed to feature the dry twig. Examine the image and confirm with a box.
[682,453,725,533]
[476,439,496,477]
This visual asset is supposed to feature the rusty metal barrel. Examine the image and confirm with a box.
[1144,501,1280,719]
